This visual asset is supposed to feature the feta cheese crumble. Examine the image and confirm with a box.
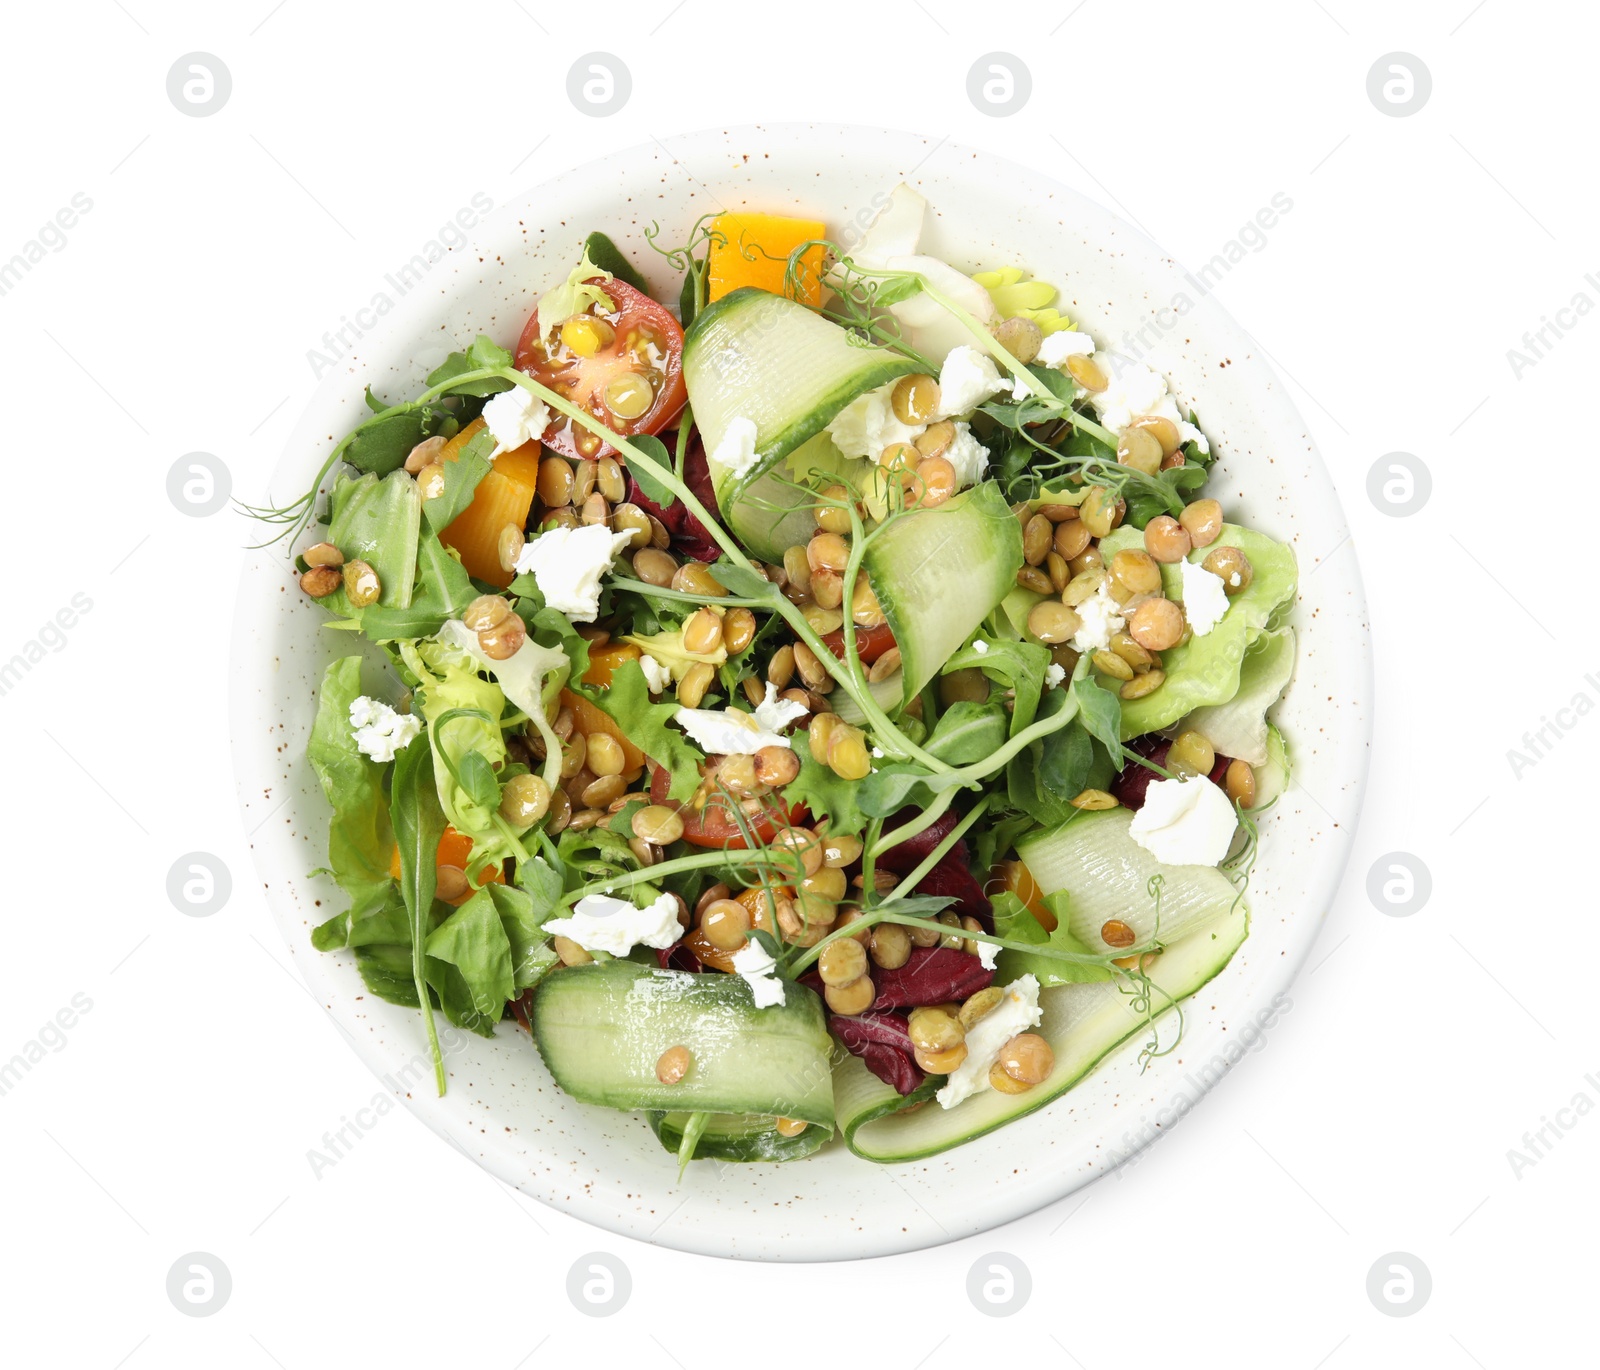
[638,653,673,694]
[977,940,1000,971]
[936,974,1043,1108]
[826,383,924,460]
[1179,558,1231,637]
[481,386,550,458]
[1070,580,1126,654]
[709,415,762,478]
[943,421,990,488]
[1128,776,1239,867]
[1044,662,1066,688]
[541,893,682,956]
[512,523,633,622]
[348,696,422,762]
[1082,353,1211,455]
[1035,329,1096,367]
[936,345,1009,418]
[675,682,808,756]
[731,940,787,1008]
[972,639,989,655]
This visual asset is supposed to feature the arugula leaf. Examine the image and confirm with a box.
[425,335,516,397]
[391,732,447,1089]
[1073,675,1123,758]
[971,811,1038,877]
[576,660,701,802]
[517,853,564,916]
[924,701,1008,765]
[314,885,411,952]
[353,942,423,1006]
[422,431,494,533]
[705,560,770,600]
[582,231,648,292]
[626,433,677,510]
[942,638,1049,737]
[305,657,394,943]
[358,533,477,641]
[425,888,515,1036]
[783,734,868,836]
[345,394,460,475]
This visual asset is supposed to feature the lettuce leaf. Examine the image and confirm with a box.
[1182,627,1296,767]
[425,888,516,1036]
[534,243,615,340]
[324,471,420,618]
[411,638,511,852]
[577,659,703,802]
[306,657,395,945]
[1096,523,1297,738]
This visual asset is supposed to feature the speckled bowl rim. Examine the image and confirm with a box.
[231,123,1372,1261]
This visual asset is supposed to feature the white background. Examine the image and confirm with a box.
[1,0,1594,1365]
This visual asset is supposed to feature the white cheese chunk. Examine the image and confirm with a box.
[542,893,682,957]
[1179,558,1231,636]
[348,696,422,762]
[1035,329,1096,366]
[512,523,633,622]
[1128,776,1239,867]
[1070,580,1125,654]
[936,975,1043,1108]
[943,421,990,488]
[1044,662,1066,688]
[731,940,787,1007]
[638,653,673,693]
[826,382,925,460]
[481,386,550,458]
[676,682,808,755]
[936,345,1009,418]
[709,415,762,478]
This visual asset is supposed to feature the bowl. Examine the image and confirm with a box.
[230,123,1371,1261]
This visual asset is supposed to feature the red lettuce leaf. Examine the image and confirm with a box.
[1112,736,1230,810]
[829,1011,925,1096]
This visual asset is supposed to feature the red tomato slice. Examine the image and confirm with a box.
[648,765,806,850]
[820,621,897,664]
[515,278,686,461]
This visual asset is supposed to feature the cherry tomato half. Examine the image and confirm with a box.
[649,764,806,850]
[820,620,897,664]
[515,278,687,461]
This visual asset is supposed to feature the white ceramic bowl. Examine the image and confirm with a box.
[231,123,1371,1261]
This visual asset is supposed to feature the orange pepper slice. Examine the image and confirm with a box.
[437,417,542,587]
[706,212,826,307]
[388,825,504,907]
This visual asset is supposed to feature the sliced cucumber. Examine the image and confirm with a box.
[862,480,1024,707]
[838,901,1248,1162]
[1011,808,1242,961]
[645,1110,831,1163]
[682,287,919,560]
[1253,724,1290,810]
[530,961,835,1125]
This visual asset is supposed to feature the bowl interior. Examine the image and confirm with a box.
[231,124,1370,1261]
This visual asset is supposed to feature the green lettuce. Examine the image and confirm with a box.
[1183,627,1296,766]
[533,243,615,339]
[306,657,395,946]
[410,638,511,858]
[324,471,420,618]
[1096,523,1297,738]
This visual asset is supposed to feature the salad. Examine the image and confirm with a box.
[253,183,1297,1169]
